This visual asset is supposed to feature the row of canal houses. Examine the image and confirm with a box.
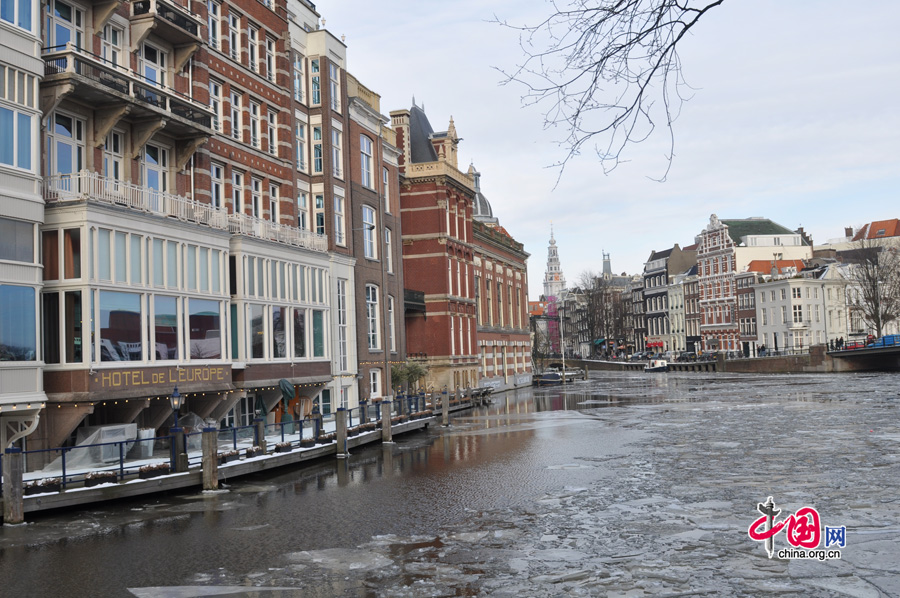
[0,0,531,453]
[559,215,899,359]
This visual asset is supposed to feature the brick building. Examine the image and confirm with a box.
[344,75,404,400]
[390,103,478,390]
[696,215,811,353]
[470,168,531,391]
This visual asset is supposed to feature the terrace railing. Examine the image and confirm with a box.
[44,170,229,231]
[228,212,328,253]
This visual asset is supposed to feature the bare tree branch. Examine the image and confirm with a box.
[844,239,900,337]
[495,0,725,182]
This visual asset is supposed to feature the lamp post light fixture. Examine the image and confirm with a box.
[170,386,183,430]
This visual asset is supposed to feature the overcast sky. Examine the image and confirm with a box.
[322,0,900,299]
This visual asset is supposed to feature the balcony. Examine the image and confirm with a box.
[405,289,426,314]
[44,170,228,231]
[228,213,328,253]
[42,45,214,141]
[130,0,203,47]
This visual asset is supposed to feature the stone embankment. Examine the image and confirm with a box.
[572,345,900,375]
[2,392,484,523]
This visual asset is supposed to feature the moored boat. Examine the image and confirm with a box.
[536,364,585,385]
[644,359,668,373]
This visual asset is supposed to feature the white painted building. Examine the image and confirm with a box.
[755,265,847,354]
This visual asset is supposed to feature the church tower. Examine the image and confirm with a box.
[542,224,566,299]
[602,251,613,280]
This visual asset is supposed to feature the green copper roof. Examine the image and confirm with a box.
[720,219,802,245]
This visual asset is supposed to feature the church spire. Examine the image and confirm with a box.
[543,223,566,299]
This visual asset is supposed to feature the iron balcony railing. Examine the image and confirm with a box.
[228,213,328,253]
[44,170,229,230]
[132,0,201,37]
[43,44,212,129]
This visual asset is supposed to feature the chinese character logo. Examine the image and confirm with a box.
[748,496,846,559]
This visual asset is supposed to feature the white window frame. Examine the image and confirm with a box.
[314,194,325,236]
[209,80,223,132]
[250,178,262,218]
[333,192,345,245]
[46,0,84,49]
[385,228,393,273]
[366,284,380,350]
[232,170,244,212]
[337,278,348,371]
[207,0,220,49]
[102,129,123,182]
[312,126,323,173]
[310,58,320,105]
[388,295,396,352]
[293,55,304,102]
[331,128,342,178]
[295,121,306,170]
[267,109,277,155]
[2,0,34,32]
[360,135,372,188]
[249,101,260,148]
[297,192,308,230]
[328,62,340,111]
[228,13,241,60]
[229,90,241,140]
[362,205,376,259]
[210,162,224,208]
[46,111,83,179]
[248,24,259,72]
[100,23,124,69]
[265,37,275,82]
[382,166,390,213]
[139,42,167,89]
[369,368,381,398]
[269,183,279,222]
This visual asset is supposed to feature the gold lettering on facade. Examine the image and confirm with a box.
[92,366,229,390]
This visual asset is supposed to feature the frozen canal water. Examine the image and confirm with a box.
[2,371,900,597]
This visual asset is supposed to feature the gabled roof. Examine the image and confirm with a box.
[745,259,806,274]
[721,218,799,245]
[852,219,900,241]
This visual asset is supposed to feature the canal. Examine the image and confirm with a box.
[2,371,899,597]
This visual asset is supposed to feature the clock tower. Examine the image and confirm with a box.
[542,224,566,299]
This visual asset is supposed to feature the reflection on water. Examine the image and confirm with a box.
[2,371,898,597]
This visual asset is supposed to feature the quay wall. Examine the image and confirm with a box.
[571,346,888,375]
[3,398,481,521]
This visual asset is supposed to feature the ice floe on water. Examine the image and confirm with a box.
[13,373,900,597]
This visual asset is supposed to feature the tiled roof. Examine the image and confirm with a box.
[852,219,900,241]
[721,218,799,245]
[745,259,806,274]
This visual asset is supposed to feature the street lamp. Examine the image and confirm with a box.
[169,386,183,430]
[558,290,570,384]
